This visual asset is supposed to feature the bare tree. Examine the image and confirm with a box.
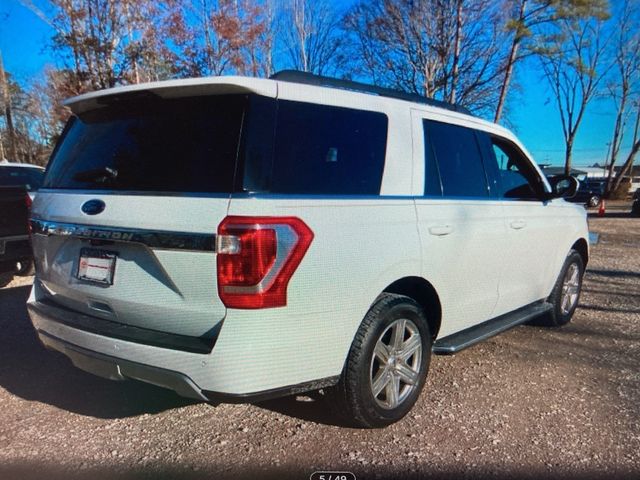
[602,0,640,196]
[277,0,346,76]
[609,101,640,195]
[494,0,609,124]
[164,0,269,77]
[449,0,463,104]
[538,11,611,175]
[48,0,127,90]
[0,65,56,165]
[344,0,509,115]
[0,50,18,161]
[256,0,278,77]
[237,0,274,77]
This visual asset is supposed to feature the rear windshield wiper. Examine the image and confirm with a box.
[72,166,118,184]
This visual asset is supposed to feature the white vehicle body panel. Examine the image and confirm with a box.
[27,75,589,397]
[30,192,230,337]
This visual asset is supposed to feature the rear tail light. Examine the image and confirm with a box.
[216,216,314,309]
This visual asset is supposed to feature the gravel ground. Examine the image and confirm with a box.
[0,211,638,480]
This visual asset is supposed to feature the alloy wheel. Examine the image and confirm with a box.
[369,318,422,410]
[560,263,580,315]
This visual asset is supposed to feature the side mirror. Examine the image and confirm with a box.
[548,175,579,199]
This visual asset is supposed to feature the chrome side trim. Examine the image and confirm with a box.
[30,219,216,252]
[36,188,233,199]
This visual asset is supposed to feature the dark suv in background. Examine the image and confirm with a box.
[0,162,45,201]
[571,179,606,208]
[0,162,43,285]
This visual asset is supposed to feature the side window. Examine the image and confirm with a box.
[424,120,488,198]
[490,137,543,200]
[266,101,388,195]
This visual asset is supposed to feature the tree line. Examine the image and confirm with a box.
[1,0,638,197]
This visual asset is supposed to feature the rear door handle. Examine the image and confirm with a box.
[510,220,527,230]
[428,225,454,236]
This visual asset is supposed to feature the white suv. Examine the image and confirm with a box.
[27,72,589,427]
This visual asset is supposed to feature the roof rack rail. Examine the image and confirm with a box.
[270,70,471,115]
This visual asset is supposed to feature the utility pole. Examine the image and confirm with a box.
[0,50,18,161]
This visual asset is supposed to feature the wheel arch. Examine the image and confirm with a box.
[571,238,589,267]
[383,276,442,340]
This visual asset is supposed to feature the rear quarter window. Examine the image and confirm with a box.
[245,100,388,195]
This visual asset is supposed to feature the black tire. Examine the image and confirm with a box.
[15,258,35,276]
[327,293,431,428]
[534,250,584,327]
[587,195,600,208]
[0,272,13,288]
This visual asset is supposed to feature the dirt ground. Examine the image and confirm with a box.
[0,210,638,480]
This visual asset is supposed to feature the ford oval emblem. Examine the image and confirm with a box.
[81,199,106,215]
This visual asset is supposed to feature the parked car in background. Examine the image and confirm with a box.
[570,179,606,208]
[0,186,32,287]
[0,161,45,202]
[0,161,43,276]
[632,189,640,216]
[27,72,589,428]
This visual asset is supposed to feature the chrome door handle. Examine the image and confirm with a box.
[428,225,453,236]
[510,220,527,230]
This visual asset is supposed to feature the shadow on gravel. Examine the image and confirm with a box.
[563,321,640,342]
[587,212,633,219]
[0,285,196,419]
[582,288,640,298]
[578,303,640,314]
[586,268,640,279]
[254,393,350,428]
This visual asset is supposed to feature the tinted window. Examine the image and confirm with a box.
[241,96,277,193]
[583,181,605,194]
[0,167,44,191]
[44,95,246,193]
[424,120,488,198]
[422,122,442,196]
[490,138,543,200]
[255,101,387,195]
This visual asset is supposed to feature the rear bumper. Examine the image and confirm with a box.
[27,293,340,402]
[36,329,209,401]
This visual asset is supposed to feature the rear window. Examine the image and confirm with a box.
[0,167,44,191]
[43,95,246,193]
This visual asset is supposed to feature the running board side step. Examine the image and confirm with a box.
[432,301,553,355]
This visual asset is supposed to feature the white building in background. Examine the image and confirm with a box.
[577,167,609,179]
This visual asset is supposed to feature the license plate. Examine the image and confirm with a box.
[77,248,117,285]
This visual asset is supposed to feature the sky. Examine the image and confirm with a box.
[0,0,631,168]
